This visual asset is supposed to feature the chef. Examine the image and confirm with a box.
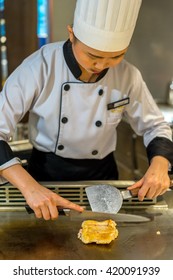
[0,0,173,220]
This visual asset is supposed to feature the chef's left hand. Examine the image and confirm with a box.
[127,156,170,201]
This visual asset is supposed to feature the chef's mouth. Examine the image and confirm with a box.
[89,69,103,74]
[93,71,101,74]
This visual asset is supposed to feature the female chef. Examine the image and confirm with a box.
[0,0,173,220]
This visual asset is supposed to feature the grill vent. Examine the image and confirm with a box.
[0,181,156,211]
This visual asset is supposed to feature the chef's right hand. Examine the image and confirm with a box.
[24,183,83,220]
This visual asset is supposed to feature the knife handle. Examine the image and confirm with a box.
[129,187,140,197]
[128,184,173,198]
[25,204,66,215]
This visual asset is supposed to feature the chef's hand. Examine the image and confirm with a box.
[127,156,170,201]
[25,183,84,220]
[0,164,83,221]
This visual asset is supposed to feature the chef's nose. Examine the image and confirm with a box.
[94,60,108,71]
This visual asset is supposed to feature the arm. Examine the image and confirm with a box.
[0,50,83,219]
[123,65,173,200]
[128,136,173,200]
[0,164,83,220]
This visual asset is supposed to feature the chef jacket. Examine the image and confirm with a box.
[0,40,173,183]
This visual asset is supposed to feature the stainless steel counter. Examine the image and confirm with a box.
[0,207,173,260]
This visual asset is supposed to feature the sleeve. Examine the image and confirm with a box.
[0,140,21,185]
[123,64,173,170]
[124,67,172,145]
[0,63,38,142]
[0,57,38,182]
[146,136,173,172]
[0,140,16,165]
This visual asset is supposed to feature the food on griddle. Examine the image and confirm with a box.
[78,219,118,244]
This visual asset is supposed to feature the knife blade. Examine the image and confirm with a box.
[68,210,150,223]
[25,205,150,223]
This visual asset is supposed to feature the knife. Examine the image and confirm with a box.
[25,205,150,223]
[25,204,66,215]
[68,210,150,223]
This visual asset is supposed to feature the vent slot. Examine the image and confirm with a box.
[0,182,157,211]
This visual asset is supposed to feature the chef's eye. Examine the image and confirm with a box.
[112,54,125,60]
[88,53,97,60]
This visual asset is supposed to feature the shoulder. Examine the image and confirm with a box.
[104,59,145,96]
[117,59,142,79]
[21,41,65,68]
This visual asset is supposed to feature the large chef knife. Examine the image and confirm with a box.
[25,205,150,222]
[68,210,150,223]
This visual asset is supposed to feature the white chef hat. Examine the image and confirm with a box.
[73,0,142,52]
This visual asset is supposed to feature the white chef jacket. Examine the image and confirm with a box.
[0,41,172,180]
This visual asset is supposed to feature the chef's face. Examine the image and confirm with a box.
[68,26,128,74]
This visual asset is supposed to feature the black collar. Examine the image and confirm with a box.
[63,40,108,82]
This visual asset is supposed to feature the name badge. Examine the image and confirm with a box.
[107,97,130,110]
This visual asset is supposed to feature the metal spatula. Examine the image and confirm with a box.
[86,183,173,214]
[85,184,134,214]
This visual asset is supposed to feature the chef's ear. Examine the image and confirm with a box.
[67,25,75,43]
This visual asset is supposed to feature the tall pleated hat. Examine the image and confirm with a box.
[73,0,142,51]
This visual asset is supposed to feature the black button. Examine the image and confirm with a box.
[98,89,104,96]
[95,120,102,127]
[64,84,70,91]
[61,117,68,124]
[58,145,64,150]
[92,150,98,155]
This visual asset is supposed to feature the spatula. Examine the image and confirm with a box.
[85,184,137,214]
[86,184,173,214]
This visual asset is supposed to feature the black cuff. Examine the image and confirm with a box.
[146,137,173,167]
[0,140,15,165]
